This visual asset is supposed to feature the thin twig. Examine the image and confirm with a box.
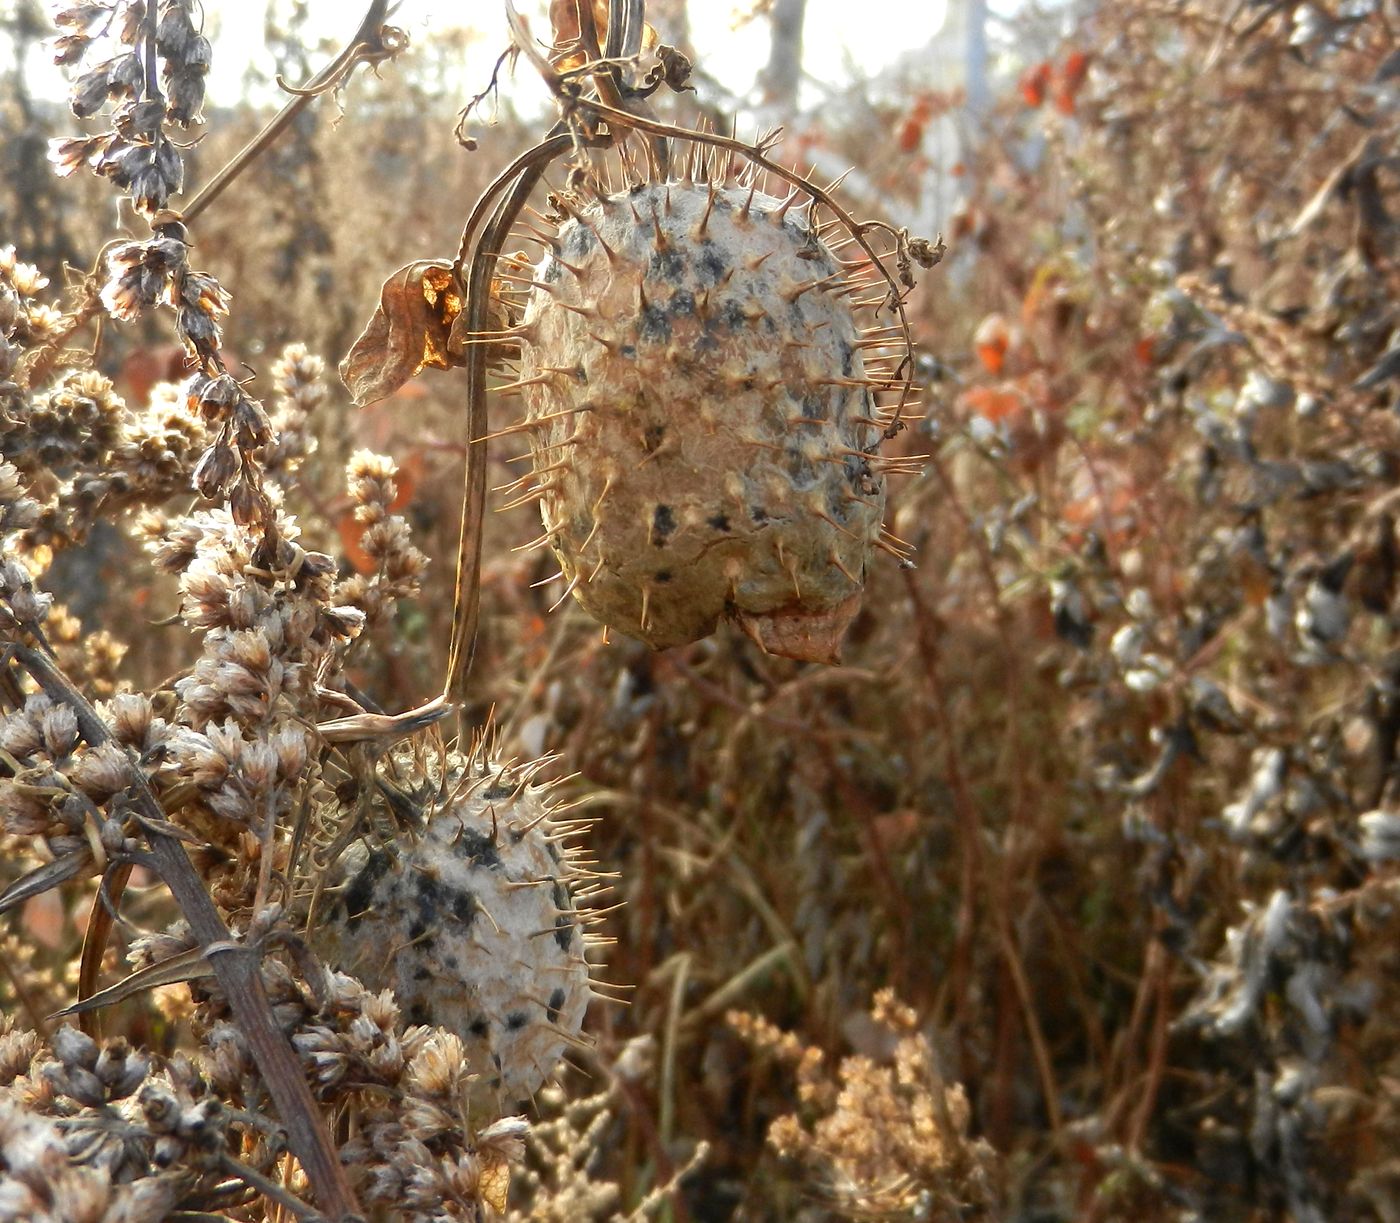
[183,0,402,223]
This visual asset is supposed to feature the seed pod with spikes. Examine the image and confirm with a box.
[309,747,602,1110]
[504,172,907,663]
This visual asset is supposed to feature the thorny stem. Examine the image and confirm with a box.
[7,641,362,1222]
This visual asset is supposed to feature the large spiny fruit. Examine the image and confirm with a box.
[311,748,599,1108]
[510,177,892,663]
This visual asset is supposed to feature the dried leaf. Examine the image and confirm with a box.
[0,851,93,915]
[53,945,216,1018]
[339,260,464,408]
[478,1152,511,1214]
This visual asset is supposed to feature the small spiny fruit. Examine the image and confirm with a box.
[310,745,600,1109]
[507,170,902,662]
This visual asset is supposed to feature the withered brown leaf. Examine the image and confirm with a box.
[339,260,463,408]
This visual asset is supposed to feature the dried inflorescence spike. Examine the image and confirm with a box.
[508,176,906,662]
[309,746,602,1111]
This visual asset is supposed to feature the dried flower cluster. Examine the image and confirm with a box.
[732,991,998,1219]
[49,0,208,212]
[335,448,430,630]
[0,249,208,559]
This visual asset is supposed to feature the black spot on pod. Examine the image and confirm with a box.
[450,888,477,927]
[552,880,574,951]
[408,1000,432,1025]
[343,849,392,926]
[414,874,446,927]
[482,783,514,800]
[453,827,503,869]
[639,304,672,345]
[698,243,728,284]
[468,1016,490,1037]
[719,298,747,331]
[563,225,594,259]
[506,1011,528,1031]
[708,513,731,532]
[650,247,686,281]
[547,987,566,1023]
[652,504,676,544]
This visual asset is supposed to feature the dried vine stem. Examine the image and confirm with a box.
[440,0,688,698]
[4,641,361,1221]
[183,0,405,223]
[444,129,574,702]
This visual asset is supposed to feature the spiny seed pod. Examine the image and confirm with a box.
[504,174,907,663]
[310,747,602,1108]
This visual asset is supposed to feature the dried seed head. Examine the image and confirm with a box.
[310,750,599,1110]
[514,180,894,661]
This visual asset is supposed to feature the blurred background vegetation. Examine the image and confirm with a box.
[3,0,1400,1218]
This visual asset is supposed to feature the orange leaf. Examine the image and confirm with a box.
[479,1154,511,1214]
[1019,61,1051,108]
[964,385,1024,423]
[1054,50,1091,115]
[338,511,375,576]
[391,449,423,513]
[897,115,924,154]
[972,314,1011,375]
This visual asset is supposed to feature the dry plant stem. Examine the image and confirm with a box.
[902,569,979,1037]
[572,0,626,111]
[444,130,574,700]
[182,0,398,223]
[7,641,362,1221]
[573,0,670,173]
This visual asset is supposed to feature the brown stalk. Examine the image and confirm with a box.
[9,641,360,1221]
[444,130,574,703]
